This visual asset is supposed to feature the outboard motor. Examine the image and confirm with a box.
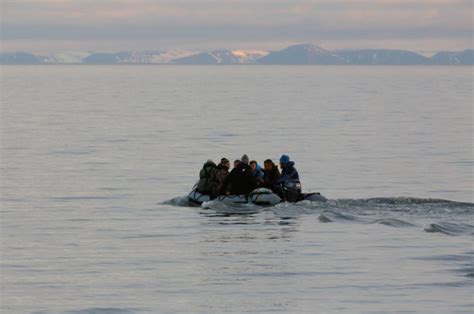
[282,179,302,202]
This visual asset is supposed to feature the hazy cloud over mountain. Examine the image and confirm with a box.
[2,0,473,53]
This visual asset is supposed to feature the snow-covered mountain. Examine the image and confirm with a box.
[430,50,474,65]
[258,44,436,65]
[43,51,92,64]
[0,52,45,64]
[335,49,430,65]
[1,45,472,65]
[231,50,269,63]
[172,49,268,64]
[82,50,196,64]
[258,44,345,64]
[172,50,237,64]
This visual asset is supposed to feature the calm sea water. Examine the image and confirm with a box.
[1,65,473,313]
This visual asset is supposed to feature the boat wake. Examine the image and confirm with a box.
[161,196,474,236]
[202,200,261,215]
[425,222,474,236]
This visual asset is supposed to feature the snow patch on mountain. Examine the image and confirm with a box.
[43,51,91,63]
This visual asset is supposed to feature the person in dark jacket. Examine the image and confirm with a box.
[219,154,257,195]
[197,160,217,194]
[211,158,230,196]
[233,159,241,168]
[277,155,299,184]
[262,159,281,191]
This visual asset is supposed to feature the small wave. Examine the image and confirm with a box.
[318,210,367,223]
[64,308,141,314]
[160,196,190,207]
[271,201,320,219]
[412,253,473,262]
[121,233,178,239]
[50,149,96,155]
[361,197,472,206]
[329,197,473,208]
[424,222,474,236]
[203,200,261,215]
[371,218,416,227]
[423,280,474,288]
[50,196,127,201]
[318,215,333,223]
[325,197,473,216]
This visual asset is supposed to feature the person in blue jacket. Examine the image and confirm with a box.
[249,160,265,186]
[277,154,299,184]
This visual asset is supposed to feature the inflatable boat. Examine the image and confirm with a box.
[188,186,327,207]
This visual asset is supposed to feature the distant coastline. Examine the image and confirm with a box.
[1,44,473,65]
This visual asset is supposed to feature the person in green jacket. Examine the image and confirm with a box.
[211,158,230,196]
[196,160,217,195]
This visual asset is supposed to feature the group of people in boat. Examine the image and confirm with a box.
[196,154,300,199]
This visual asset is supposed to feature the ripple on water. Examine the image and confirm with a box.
[50,196,127,201]
[318,210,369,223]
[63,308,143,314]
[370,218,417,227]
[424,222,474,236]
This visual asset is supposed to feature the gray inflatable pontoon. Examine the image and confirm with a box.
[188,188,327,207]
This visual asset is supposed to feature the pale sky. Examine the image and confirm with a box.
[1,0,473,53]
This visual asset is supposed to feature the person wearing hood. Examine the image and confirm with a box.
[211,158,230,196]
[262,159,281,191]
[196,159,217,194]
[249,160,265,185]
[233,159,241,168]
[219,154,257,195]
[277,154,299,184]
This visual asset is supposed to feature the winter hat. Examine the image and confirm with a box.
[241,154,249,164]
[279,154,290,164]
